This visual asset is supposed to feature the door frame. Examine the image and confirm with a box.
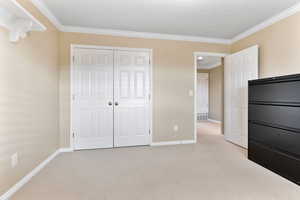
[193,52,228,142]
[70,44,153,150]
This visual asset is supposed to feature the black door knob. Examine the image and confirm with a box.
[108,102,112,106]
[115,102,119,106]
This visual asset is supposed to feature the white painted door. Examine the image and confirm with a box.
[72,48,114,149]
[114,50,151,147]
[224,45,258,148]
[197,73,209,120]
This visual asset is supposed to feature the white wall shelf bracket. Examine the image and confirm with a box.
[0,0,46,42]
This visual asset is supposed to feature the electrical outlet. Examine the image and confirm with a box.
[188,89,194,97]
[11,153,18,168]
[173,125,179,132]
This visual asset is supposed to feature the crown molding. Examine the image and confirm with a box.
[61,25,231,44]
[232,2,300,43]
[194,52,228,57]
[30,0,300,45]
[30,0,64,30]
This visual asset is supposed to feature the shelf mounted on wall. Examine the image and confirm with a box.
[0,0,46,42]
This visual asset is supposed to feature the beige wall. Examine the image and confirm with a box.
[59,32,230,147]
[208,65,223,121]
[231,12,300,78]
[0,0,59,196]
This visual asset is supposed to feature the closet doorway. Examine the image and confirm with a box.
[71,45,152,150]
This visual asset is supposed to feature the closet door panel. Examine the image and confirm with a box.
[72,48,114,149]
[114,50,150,147]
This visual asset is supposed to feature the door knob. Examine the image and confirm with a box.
[108,102,112,106]
[115,102,119,106]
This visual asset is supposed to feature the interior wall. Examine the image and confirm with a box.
[0,0,59,196]
[231,12,300,78]
[208,65,224,121]
[59,32,230,147]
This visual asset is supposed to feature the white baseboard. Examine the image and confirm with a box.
[59,148,74,153]
[0,149,60,200]
[181,140,196,144]
[207,118,222,124]
[0,147,74,200]
[151,140,196,146]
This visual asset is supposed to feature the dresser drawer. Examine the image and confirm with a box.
[249,81,300,102]
[249,141,300,185]
[248,141,274,169]
[249,123,300,157]
[272,150,300,185]
[249,123,277,147]
[249,104,300,129]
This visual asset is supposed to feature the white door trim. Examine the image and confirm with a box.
[193,52,228,142]
[70,44,153,150]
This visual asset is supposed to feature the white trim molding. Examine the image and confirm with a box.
[198,61,222,70]
[59,148,74,153]
[232,2,300,43]
[0,149,60,200]
[208,118,222,124]
[0,148,75,200]
[194,54,198,143]
[194,52,228,57]
[30,0,63,30]
[151,140,196,147]
[71,44,153,52]
[62,26,231,44]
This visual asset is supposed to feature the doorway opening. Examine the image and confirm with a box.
[194,52,227,141]
[194,46,258,147]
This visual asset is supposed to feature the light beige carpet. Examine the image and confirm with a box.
[11,122,300,200]
[198,121,222,135]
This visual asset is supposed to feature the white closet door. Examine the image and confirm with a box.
[224,45,258,148]
[114,50,150,147]
[73,48,114,150]
[197,73,209,119]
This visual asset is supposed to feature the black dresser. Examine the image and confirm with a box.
[248,74,300,185]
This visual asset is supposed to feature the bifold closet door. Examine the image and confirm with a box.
[113,50,151,147]
[73,48,114,150]
[224,45,258,148]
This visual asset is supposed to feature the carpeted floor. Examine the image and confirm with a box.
[11,121,300,200]
[198,120,222,135]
